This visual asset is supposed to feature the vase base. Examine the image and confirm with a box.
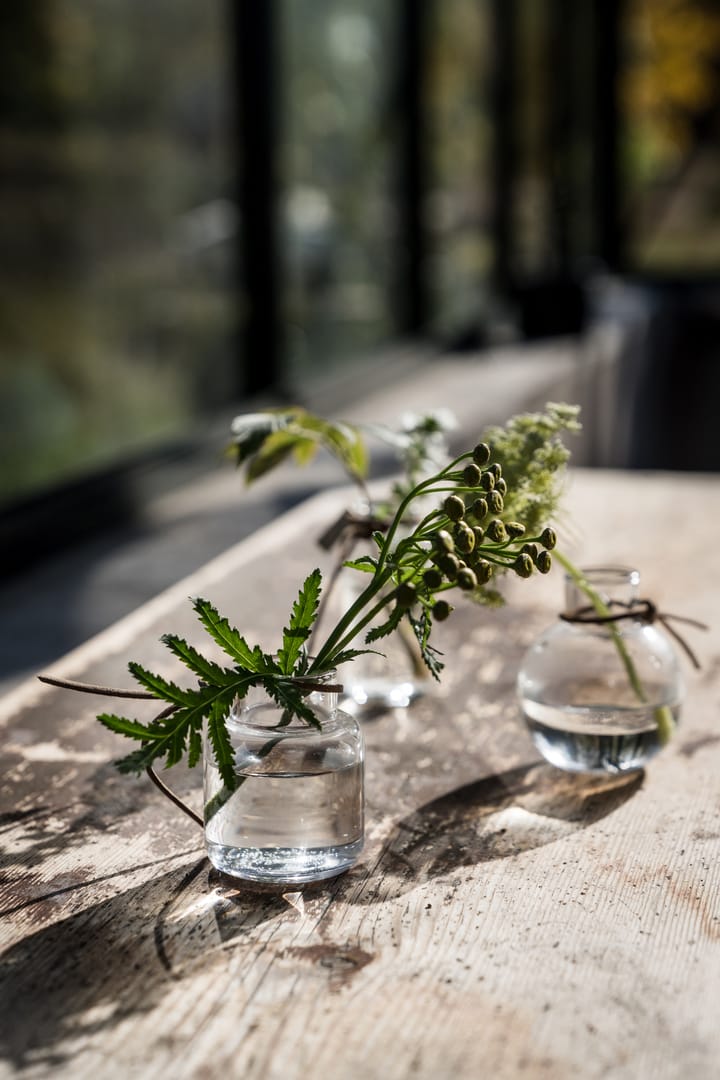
[206,838,364,885]
[342,677,427,714]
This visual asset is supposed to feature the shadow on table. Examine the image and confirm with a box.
[347,761,643,903]
[0,856,296,1070]
[0,763,643,1066]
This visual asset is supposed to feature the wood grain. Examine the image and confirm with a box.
[1,470,719,1079]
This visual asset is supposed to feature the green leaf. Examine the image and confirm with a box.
[160,634,239,687]
[291,437,318,466]
[97,712,169,742]
[114,744,166,775]
[328,647,379,667]
[408,611,444,680]
[127,662,196,707]
[265,678,320,729]
[232,415,278,465]
[103,680,246,775]
[187,726,202,769]
[192,598,270,670]
[207,698,237,789]
[297,414,368,481]
[343,555,377,573]
[365,604,405,644]
[230,407,369,486]
[246,430,309,483]
[277,569,322,675]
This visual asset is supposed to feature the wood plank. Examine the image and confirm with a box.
[1,470,719,1079]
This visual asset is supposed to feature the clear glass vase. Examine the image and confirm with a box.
[323,535,430,714]
[517,566,685,774]
[203,672,364,884]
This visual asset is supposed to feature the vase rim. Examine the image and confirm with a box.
[227,697,347,736]
[564,565,640,584]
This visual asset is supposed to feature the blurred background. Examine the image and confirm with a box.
[2,0,720,686]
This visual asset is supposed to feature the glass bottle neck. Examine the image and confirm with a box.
[564,566,640,615]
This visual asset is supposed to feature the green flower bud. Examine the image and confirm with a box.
[487,490,504,514]
[433,599,452,621]
[470,497,488,521]
[540,526,557,550]
[535,550,552,574]
[495,477,507,496]
[486,518,507,543]
[462,462,482,487]
[521,542,539,560]
[475,559,493,584]
[472,525,485,546]
[472,442,491,466]
[438,553,460,580]
[444,495,466,522]
[454,522,476,554]
[423,568,443,590]
[434,529,455,553]
[396,581,417,608]
[506,521,526,539]
[457,567,478,591]
[480,471,495,492]
[513,553,534,578]
[489,462,502,480]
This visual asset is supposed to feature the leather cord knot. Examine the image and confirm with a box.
[560,599,709,670]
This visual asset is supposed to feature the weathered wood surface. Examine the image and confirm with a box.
[1,470,719,1079]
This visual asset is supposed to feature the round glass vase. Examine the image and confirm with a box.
[516,567,685,774]
[203,672,364,884]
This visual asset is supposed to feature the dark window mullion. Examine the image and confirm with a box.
[592,0,623,270]
[232,0,282,396]
[396,0,430,335]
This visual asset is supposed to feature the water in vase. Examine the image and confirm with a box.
[204,757,364,883]
[522,696,681,774]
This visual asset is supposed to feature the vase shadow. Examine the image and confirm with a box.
[346,761,643,904]
[0,856,297,1069]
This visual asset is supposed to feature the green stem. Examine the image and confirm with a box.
[310,565,396,670]
[554,551,675,745]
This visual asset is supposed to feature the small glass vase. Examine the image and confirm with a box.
[323,534,429,714]
[517,566,685,774]
[203,671,364,884]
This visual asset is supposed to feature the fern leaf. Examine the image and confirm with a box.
[365,604,405,644]
[187,726,202,769]
[277,569,322,674]
[114,743,166,775]
[192,598,269,670]
[328,647,380,667]
[160,634,237,686]
[207,699,237,789]
[96,712,168,742]
[408,611,444,680]
[264,678,320,730]
[128,662,195,706]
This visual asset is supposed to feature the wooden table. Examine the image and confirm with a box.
[1,469,719,1079]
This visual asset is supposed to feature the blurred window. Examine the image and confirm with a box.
[5,0,718,523]
[426,0,493,345]
[620,0,720,271]
[280,0,396,384]
[0,2,236,505]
